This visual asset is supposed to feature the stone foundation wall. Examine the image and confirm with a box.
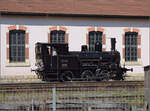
[0,75,41,83]
[126,73,144,81]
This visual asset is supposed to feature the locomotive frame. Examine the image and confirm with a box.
[32,38,132,81]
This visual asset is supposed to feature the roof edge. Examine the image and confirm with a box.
[0,11,149,19]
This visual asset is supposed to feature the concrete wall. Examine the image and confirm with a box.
[0,15,149,77]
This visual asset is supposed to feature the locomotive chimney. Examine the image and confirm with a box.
[81,45,88,52]
[111,38,116,51]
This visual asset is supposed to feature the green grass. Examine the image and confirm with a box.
[0,88,145,108]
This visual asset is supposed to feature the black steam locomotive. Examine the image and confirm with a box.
[33,38,132,81]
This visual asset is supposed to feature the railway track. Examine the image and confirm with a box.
[0,81,144,90]
[0,81,144,110]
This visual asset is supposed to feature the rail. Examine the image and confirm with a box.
[0,81,144,90]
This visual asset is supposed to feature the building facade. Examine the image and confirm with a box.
[0,0,150,78]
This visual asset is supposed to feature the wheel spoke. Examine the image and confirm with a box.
[60,71,73,82]
[96,69,110,81]
[81,70,93,81]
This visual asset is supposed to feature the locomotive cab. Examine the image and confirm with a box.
[34,43,69,80]
[34,42,81,81]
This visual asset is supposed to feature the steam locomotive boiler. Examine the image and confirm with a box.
[33,38,132,81]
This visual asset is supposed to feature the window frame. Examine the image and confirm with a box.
[125,32,138,62]
[50,30,65,43]
[88,31,103,51]
[6,25,30,67]
[9,30,26,63]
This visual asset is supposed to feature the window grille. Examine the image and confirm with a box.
[88,31,103,51]
[50,30,65,43]
[9,30,25,62]
[125,32,138,61]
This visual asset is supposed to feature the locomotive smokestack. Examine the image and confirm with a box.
[111,38,116,51]
[81,45,88,52]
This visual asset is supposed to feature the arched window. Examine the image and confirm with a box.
[50,30,65,43]
[125,32,138,61]
[9,30,25,62]
[88,31,103,51]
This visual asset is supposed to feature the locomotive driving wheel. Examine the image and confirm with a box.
[101,70,110,81]
[60,71,74,82]
[96,69,110,81]
[95,68,103,81]
[81,70,93,81]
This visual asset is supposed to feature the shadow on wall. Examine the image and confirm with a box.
[0,16,149,28]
